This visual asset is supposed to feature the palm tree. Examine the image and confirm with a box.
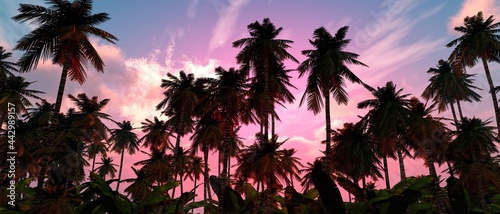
[0,76,44,121]
[298,26,369,158]
[190,112,222,202]
[233,18,298,140]
[0,46,18,81]
[156,71,205,150]
[95,157,118,180]
[234,135,296,212]
[280,148,303,187]
[358,81,413,188]
[12,0,117,193]
[184,156,204,213]
[109,120,139,191]
[134,148,173,187]
[448,117,498,213]
[139,116,172,152]
[12,0,118,113]
[68,93,111,172]
[421,59,481,128]
[330,122,382,201]
[405,97,450,214]
[446,11,500,135]
[123,167,152,202]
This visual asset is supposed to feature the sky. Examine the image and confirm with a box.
[2,0,500,201]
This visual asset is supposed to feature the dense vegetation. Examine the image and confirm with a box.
[1,1,500,213]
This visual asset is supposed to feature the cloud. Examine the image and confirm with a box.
[208,0,250,51]
[448,0,500,34]
[348,1,446,88]
[187,0,200,18]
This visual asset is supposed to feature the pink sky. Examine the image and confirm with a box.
[2,0,500,201]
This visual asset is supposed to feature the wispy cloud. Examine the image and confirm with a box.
[208,0,250,51]
[187,0,200,18]
[448,0,500,34]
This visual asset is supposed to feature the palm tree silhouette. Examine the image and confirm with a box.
[447,11,500,136]
[298,26,369,159]
[109,120,139,191]
[233,18,298,140]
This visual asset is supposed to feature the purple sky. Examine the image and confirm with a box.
[2,0,500,200]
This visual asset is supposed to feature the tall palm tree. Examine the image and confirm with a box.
[12,0,118,113]
[12,0,117,192]
[358,81,413,188]
[0,46,18,81]
[68,93,111,172]
[156,71,205,150]
[405,97,450,214]
[448,117,498,213]
[446,11,500,135]
[330,122,382,201]
[95,157,118,180]
[109,120,139,191]
[190,112,222,202]
[206,66,255,212]
[298,26,369,158]
[421,59,481,128]
[233,18,298,140]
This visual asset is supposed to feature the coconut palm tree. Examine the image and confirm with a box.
[448,117,498,213]
[134,148,173,187]
[109,120,139,191]
[139,116,172,152]
[405,97,450,214]
[233,18,298,140]
[12,0,118,193]
[123,167,152,202]
[68,93,111,173]
[358,81,413,188]
[446,11,500,135]
[12,0,118,112]
[234,135,294,212]
[206,66,255,211]
[331,122,382,201]
[0,46,18,81]
[421,59,481,128]
[94,157,118,180]
[156,71,206,150]
[0,76,44,120]
[190,112,222,202]
[298,26,369,158]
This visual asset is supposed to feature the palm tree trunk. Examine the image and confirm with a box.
[396,144,407,186]
[180,172,184,194]
[192,178,197,214]
[449,102,460,131]
[54,66,69,113]
[203,146,210,203]
[172,173,178,197]
[456,100,464,119]
[263,54,270,142]
[426,152,447,214]
[116,148,125,191]
[265,176,274,214]
[481,58,500,138]
[383,157,390,189]
[323,91,332,174]
[271,113,275,137]
[218,118,231,213]
[471,148,489,213]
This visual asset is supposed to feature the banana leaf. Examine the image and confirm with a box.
[311,161,345,214]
